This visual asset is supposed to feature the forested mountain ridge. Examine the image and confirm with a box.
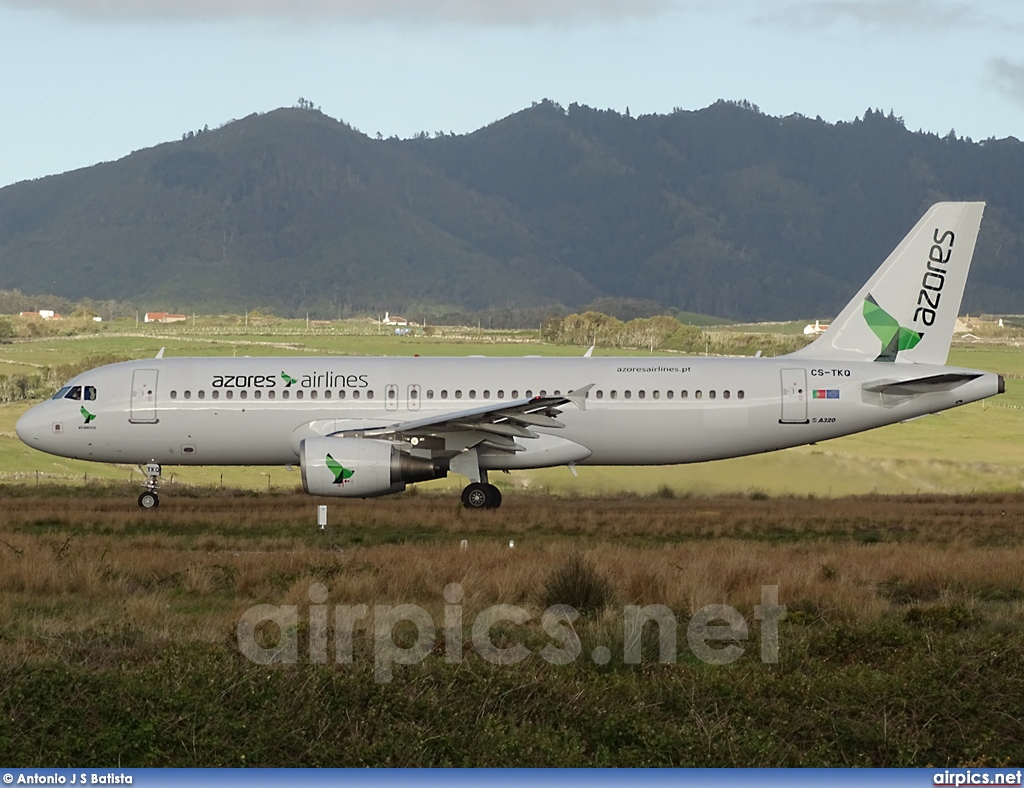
[1,100,1022,321]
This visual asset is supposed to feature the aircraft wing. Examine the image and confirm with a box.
[862,373,983,395]
[330,385,593,454]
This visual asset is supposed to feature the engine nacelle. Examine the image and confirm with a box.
[300,437,445,498]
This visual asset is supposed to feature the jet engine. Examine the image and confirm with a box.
[300,437,445,498]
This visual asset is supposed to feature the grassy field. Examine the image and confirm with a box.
[2,489,1024,766]
[2,327,1024,765]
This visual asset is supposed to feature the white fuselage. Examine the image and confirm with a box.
[15,355,1002,469]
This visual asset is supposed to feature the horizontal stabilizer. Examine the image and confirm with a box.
[862,373,982,395]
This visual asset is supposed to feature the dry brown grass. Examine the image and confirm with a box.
[2,488,1024,662]
[4,488,1024,767]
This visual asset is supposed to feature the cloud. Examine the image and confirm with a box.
[989,58,1024,109]
[755,0,983,31]
[1,0,673,26]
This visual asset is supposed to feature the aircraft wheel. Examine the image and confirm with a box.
[138,491,159,509]
[462,482,501,510]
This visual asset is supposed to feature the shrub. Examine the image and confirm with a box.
[541,552,615,617]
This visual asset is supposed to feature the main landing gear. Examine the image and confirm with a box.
[138,462,161,509]
[461,482,502,510]
[452,448,503,510]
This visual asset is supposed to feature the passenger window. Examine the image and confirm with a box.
[540,390,546,397]
[484,390,491,399]
[610,391,617,399]
[198,391,206,400]
[455,390,463,399]
[367,391,374,399]
[213,390,220,400]
[709,390,716,399]
[310,390,318,400]
[554,390,561,396]
[239,390,247,400]
[469,390,476,399]
[526,390,533,398]
[653,391,660,399]
[496,390,504,398]
[353,390,361,400]
[511,390,519,398]
[170,391,177,399]
[696,391,703,399]
[184,391,192,399]
[84,386,97,401]
[324,390,331,400]
[667,391,674,399]
[723,390,730,400]
[254,390,261,400]
[441,390,448,399]
[337,390,345,400]
[387,389,396,399]
[639,391,646,399]
[296,390,303,400]
[52,387,72,400]
[624,391,631,399]
[65,386,82,400]
[426,390,434,399]
[226,391,234,400]
[681,391,688,399]
[282,390,289,400]
[738,390,745,399]
[596,390,604,399]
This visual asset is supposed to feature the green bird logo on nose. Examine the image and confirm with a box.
[80,406,96,424]
[863,294,923,362]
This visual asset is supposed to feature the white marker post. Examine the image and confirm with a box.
[317,504,327,531]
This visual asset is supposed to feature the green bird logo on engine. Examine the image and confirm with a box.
[325,453,354,485]
[862,294,923,362]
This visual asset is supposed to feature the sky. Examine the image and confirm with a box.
[2,0,1024,189]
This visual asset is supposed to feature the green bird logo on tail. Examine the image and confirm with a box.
[281,372,297,387]
[863,294,923,362]
[325,453,354,485]
[80,406,96,424]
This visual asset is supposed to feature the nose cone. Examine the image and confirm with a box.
[16,403,48,449]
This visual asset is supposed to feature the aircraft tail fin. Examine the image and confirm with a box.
[789,202,985,365]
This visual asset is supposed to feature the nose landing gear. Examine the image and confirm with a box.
[137,462,161,509]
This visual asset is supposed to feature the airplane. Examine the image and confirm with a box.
[15,202,1003,510]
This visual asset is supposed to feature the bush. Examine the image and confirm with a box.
[541,552,615,617]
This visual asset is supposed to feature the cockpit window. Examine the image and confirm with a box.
[84,386,97,401]
[64,386,83,401]
[52,386,72,400]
